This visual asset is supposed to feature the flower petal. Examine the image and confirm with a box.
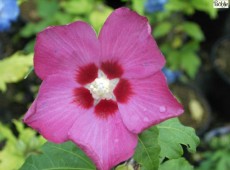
[34,21,100,80]
[69,111,137,170]
[99,7,165,79]
[23,75,84,143]
[118,71,184,134]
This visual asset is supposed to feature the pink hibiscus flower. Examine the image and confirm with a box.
[24,7,183,170]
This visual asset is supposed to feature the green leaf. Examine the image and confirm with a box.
[153,22,172,39]
[165,46,201,78]
[20,141,96,170]
[155,11,171,22]
[191,0,217,19]
[0,52,33,92]
[61,0,94,15]
[54,11,79,25]
[210,133,230,149]
[89,5,113,33]
[197,150,230,170]
[181,41,200,52]
[157,118,200,159]
[20,23,37,37]
[180,52,201,78]
[134,126,160,170]
[166,51,181,70]
[171,36,183,49]
[182,22,204,41]
[159,158,194,170]
[37,0,59,18]
[20,19,53,37]
[132,0,144,15]
[165,0,195,15]
[24,40,35,53]
[216,154,230,170]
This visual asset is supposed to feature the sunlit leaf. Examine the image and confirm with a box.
[20,142,96,170]
[115,163,134,170]
[0,120,44,170]
[157,118,199,159]
[134,126,160,170]
[0,52,33,92]
[0,123,23,170]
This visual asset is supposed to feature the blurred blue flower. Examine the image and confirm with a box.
[0,0,19,31]
[144,0,168,13]
[163,67,182,84]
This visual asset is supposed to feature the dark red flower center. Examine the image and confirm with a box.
[74,61,133,119]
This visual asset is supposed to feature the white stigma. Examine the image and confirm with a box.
[86,70,119,102]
